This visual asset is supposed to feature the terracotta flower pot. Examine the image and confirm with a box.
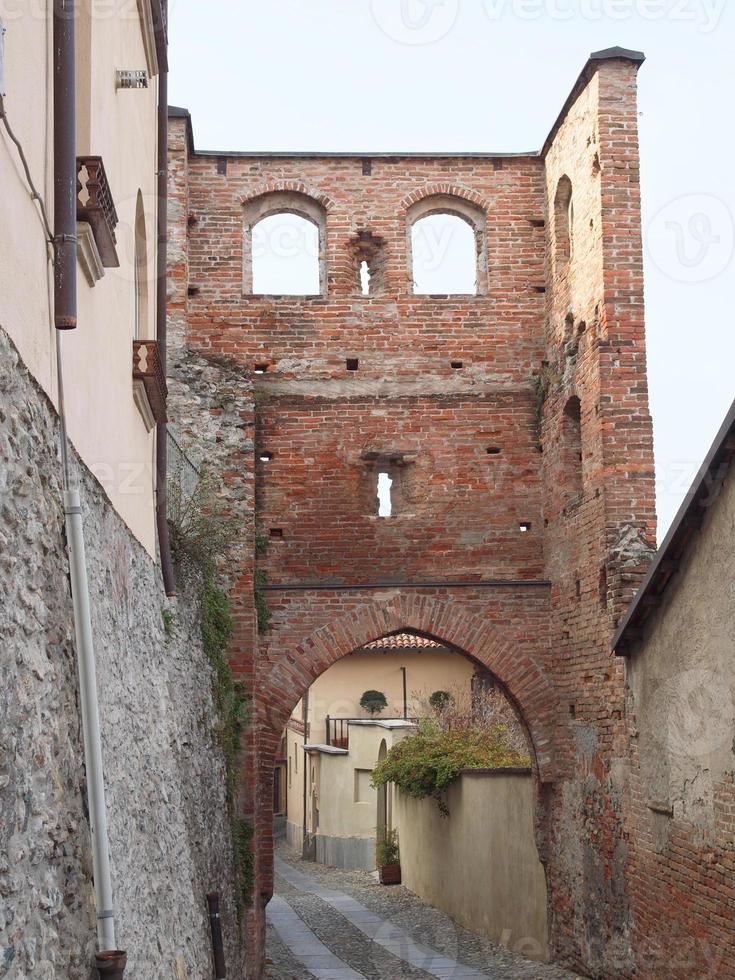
[95,950,127,980]
[379,863,401,885]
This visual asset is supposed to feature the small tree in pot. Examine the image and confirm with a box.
[360,690,388,716]
[376,827,401,885]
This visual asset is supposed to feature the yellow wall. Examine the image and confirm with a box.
[0,1,160,554]
[395,772,549,962]
[314,723,410,841]
[296,646,477,745]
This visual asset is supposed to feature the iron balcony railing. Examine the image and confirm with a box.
[325,715,418,750]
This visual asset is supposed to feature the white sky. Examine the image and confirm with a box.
[169,0,735,543]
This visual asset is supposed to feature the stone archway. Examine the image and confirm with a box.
[252,592,558,913]
[258,593,556,782]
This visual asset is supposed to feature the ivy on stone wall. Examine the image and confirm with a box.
[168,468,254,921]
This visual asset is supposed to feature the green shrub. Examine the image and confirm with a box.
[429,690,452,712]
[372,720,530,815]
[360,690,388,716]
[376,827,400,866]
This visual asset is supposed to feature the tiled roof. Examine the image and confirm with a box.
[359,633,444,652]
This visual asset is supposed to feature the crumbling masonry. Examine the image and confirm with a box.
[166,49,733,979]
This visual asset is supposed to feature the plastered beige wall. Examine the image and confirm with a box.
[627,468,735,839]
[294,646,477,744]
[0,1,159,553]
[316,724,409,840]
[286,722,407,846]
[395,772,549,962]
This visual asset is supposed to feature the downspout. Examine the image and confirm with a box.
[155,0,175,596]
[302,690,309,853]
[52,0,120,964]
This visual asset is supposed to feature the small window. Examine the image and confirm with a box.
[252,213,320,295]
[354,769,373,803]
[554,176,574,268]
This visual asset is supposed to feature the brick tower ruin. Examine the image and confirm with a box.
[167,48,658,978]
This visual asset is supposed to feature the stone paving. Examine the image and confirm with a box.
[266,845,585,980]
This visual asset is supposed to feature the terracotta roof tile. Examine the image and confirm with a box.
[359,632,443,651]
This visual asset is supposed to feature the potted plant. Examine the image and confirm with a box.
[360,689,388,716]
[376,827,401,885]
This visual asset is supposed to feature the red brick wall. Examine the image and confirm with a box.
[165,52,694,980]
[540,57,660,977]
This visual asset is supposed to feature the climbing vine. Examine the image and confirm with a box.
[254,567,271,633]
[532,363,561,433]
[168,467,253,920]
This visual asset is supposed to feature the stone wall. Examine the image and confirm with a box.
[0,326,242,978]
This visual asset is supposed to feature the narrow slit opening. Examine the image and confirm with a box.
[377,471,393,518]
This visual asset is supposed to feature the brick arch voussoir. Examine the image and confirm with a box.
[239,181,333,212]
[400,183,489,215]
[258,594,556,783]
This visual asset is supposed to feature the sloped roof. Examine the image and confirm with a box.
[614,395,735,655]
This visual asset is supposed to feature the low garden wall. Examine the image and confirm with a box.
[394,769,549,962]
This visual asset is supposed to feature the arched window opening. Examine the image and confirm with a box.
[251,213,320,296]
[561,396,583,498]
[243,190,327,296]
[411,214,477,295]
[407,194,487,296]
[554,176,574,269]
[134,192,149,339]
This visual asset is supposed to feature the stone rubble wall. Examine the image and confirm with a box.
[0,326,242,979]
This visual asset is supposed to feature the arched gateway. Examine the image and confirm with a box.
[253,593,558,905]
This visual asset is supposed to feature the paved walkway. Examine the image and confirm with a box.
[266,846,584,980]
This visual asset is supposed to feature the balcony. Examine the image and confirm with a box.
[76,156,119,273]
[133,340,167,431]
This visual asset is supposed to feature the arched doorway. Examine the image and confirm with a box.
[265,616,553,964]
[253,594,557,969]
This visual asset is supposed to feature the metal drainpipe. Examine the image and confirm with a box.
[52,0,121,965]
[302,690,309,853]
[53,0,76,330]
[155,0,175,596]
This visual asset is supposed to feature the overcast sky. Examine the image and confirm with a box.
[169,0,735,543]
